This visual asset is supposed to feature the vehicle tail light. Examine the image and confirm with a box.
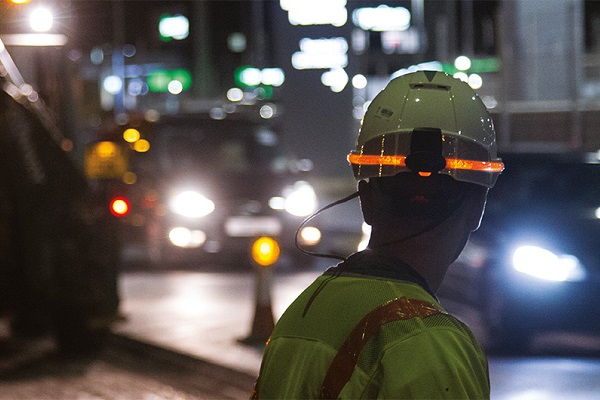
[110,196,130,217]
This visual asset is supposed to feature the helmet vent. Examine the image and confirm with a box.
[410,83,450,91]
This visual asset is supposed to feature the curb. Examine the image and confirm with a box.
[106,332,257,387]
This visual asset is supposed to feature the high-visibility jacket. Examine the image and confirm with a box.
[253,250,490,399]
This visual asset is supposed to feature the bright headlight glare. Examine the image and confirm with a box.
[299,226,321,246]
[284,181,317,217]
[168,227,206,248]
[268,196,285,210]
[512,245,587,282]
[170,190,215,218]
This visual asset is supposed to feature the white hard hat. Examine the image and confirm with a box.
[348,71,504,188]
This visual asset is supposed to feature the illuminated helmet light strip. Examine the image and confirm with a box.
[347,153,505,173]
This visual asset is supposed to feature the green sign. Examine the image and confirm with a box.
[442,58,500,75]
[147,69,192,92]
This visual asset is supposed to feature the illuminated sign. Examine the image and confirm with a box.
[84,141,128,179]
[147,69,192,92]
[280,0,347,27]
[321,68,348,93]
[352,5,411,31]
[292,38,348,70]
[234,66,285,87]
[159,14,189,41]
[381,29,420,54]
[441,58,500,75]
[0,33,68,46]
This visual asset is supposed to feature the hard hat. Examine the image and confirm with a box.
[348,71,504,188]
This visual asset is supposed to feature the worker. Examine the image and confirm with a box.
[251,71,504,399]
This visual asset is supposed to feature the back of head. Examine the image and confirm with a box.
[361,173,482,231]
[349,71,504,233]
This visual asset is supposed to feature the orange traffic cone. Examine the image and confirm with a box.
[240,237,279,346]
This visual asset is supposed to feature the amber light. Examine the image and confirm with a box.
[110,197,130,217]
[348,153,504,173]
[252,237,280,267]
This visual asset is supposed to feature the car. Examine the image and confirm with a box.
[439,152,600,354]
[114,110,321,269]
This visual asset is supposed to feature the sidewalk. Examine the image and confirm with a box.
[111,269,323,378]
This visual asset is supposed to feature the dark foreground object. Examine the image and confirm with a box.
[0,334,256,399]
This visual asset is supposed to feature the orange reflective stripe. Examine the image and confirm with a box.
[319,297,445,399]
[347,153,505,173]
[445,158,505,173]
[348,153,407,167]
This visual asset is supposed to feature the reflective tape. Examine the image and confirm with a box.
[348,153,505,173]
[319,297,445,399]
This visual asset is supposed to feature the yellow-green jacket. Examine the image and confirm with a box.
[253,251,490,399]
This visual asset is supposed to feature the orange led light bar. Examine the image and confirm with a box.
[347,153,505,173]
[348,154,407,166]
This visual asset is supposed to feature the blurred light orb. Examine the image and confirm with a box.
[123,44,136,57]
[595,207,600,219]
[481,95,498,109]
[228,32,247,52]
[90,48,104,65]
[210,107,226,120]
[30,7,53,32]
[123,171,137,185]
[128,79,148,96]
[353,106,365,120]
[227,87,244,102]
[281,0,347,27]
[352,5,410,32]
[68,49,82,62]
[352,74,367,89]
[223,103,236,113]
[169,228,206,248]
[453,72,469,83]
[123,128,140,143]
[252,236,280,267]
[103,75,123,94]
[96,141,118,158]
[133,139,150,153]
[240,67,262,87]
[260,104,276,119]
[61,139,74,152]
[159,14,189,40]
[261,68,285,87]
[167,80,183,94]
[468,73,483,89]
[321,68,348,93]
[455,55,472,71]
[299,226,321,246]
[170,191,215,218]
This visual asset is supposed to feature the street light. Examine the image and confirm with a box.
[29,7,54,32]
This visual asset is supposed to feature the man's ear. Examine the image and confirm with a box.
[358,180,374,225]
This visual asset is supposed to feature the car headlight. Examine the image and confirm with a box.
[512,245,587,282]
[169,227,207,248]
[169,190,215,218]
[270,181,317,217]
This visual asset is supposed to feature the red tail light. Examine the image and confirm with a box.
[110,197,130,217]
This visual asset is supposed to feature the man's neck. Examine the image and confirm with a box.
[367,223,471,293]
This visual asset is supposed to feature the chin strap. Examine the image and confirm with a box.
[295,191,360,261]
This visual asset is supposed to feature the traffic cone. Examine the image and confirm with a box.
[240,237,279,346]
[247,266,276,344]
